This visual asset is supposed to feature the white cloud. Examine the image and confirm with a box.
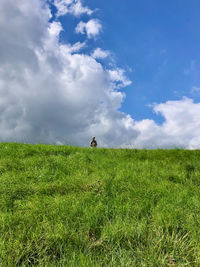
[91,48,110,59]
[60,41,87,54]
[132,98,200,149]
[54,0,93,17]
[75,19,102,38]
[0,0,137,147]
[108,68,132,88]
[0,0,200,149]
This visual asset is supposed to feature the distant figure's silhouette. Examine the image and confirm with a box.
[90,136,97,147]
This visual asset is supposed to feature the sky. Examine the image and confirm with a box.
[0,0,200,148]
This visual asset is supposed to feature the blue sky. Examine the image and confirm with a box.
[54,0,200,123]
[1,0,200,148]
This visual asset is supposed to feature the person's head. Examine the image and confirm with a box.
[92,136,95,140]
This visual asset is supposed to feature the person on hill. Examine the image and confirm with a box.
[90,136,97,147]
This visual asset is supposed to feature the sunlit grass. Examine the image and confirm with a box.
[0,143,200,266]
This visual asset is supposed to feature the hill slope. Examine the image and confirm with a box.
[0,143,200,266]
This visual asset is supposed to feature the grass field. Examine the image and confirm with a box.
[0,143,200,266]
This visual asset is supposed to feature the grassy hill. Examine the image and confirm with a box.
[0,143,200,266]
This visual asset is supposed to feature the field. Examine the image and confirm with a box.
[0,143,200,266]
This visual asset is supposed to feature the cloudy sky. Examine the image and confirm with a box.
[0,0,200,148]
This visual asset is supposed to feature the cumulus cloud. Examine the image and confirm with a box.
[0,0,200,149]
[132,98,200,149]
[75,19,102,38]
[0,0,139,147]
[54,0,93,17]
[108,68,132,88]
[91,48,110,59]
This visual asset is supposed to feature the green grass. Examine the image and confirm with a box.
[0,143,200,266]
